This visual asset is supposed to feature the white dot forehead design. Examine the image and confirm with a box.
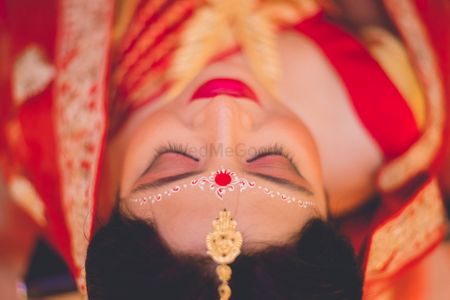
[132,168,314,208]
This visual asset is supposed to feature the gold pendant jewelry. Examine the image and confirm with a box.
[206,209,243,300]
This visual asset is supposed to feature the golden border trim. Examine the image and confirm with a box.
[378,0,445,192]
[54,0,114,293]
[365,179,447,280]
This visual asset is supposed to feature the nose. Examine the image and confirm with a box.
[191,96,257,157]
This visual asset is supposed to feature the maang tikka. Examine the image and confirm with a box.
[206,209,243,300]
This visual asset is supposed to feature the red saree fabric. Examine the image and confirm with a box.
[295,13,421,161]
[0,0,76,275]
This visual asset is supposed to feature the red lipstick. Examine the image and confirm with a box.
[190,78,259,104]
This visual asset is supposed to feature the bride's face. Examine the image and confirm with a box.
[107,52,327,254]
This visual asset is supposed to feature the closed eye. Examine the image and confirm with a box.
[131,143,312,196]
[154,143,199,162]
[139,143,199,177]
[246,144,303,177]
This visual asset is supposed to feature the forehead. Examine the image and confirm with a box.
[126,187,318,254]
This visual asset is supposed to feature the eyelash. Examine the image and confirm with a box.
[154,142,199,161]
[247,143,296,166]
[154,142,295,165]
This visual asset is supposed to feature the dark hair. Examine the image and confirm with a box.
[86,209,363,300]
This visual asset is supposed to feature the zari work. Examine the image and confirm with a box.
[54,0,114,293]
[365,180,448,281]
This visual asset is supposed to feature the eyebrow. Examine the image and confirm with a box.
[129,170,314,197]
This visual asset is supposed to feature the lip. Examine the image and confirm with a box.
[190,78,260,104]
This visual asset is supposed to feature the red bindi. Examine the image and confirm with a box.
[215,171,232,186]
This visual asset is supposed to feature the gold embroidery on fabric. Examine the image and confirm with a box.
[378,0,445,192]
[366,180,447,280]
[8,175,47,227]
[55,0,113,294]
[12,45,55,105]
[164,0,320,102]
